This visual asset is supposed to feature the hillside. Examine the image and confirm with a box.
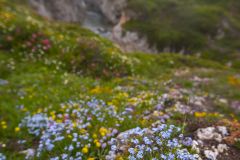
[0,0,240,160]
[126,0,240,62]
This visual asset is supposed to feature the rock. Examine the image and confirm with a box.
[192,140,201,153]
[29,0,126,24]
[217,144,228,153]
[197,127,223,142]
[100,0,126,24]
[217,126,228,136]
[204,150,218,160]
[29,0,86,23]
[195,126,230,160]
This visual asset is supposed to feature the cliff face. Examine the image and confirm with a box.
[29,0,87,23]
[29,0,126,24]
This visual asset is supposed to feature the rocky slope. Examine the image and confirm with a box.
[29,0,156,53]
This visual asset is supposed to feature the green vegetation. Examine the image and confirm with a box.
[126,0,240,65]
[0,0,239,159]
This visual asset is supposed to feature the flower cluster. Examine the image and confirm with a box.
[107,124,199,160]
[19,99,127,159]
[20,32,52,59]
[20,113,49,136]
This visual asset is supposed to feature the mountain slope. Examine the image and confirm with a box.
[0,1,240,159]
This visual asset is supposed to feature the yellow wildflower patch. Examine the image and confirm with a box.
[228,76,240,87]
[194,112,207,118]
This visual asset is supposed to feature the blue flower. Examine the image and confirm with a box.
[128,155,137,160]
[111,145,117,151]
[143,137,152,145]
[128,148,135,155]
[131,138,139,144]
[0,153,6,160]
[136,150,144,159]
[182,137,193,146]
[161,131,171,139]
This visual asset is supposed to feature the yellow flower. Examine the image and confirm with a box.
[37,108,42,113]
[116,156,124,160]
[80,129,87,134]
[82,146,89,154]
[51,115,56,120]
[87,158,95,160]
[194,112,207,118]
[92,134,98,139]
[56,119,62,123]
[117,92,129,98]
[99,127,108,137]
[1,12,13,20]
[68,135,72,139]
[15,127,20,132]
[228,76,240,86]
[1,121,6,125]
[95,141,101,148]
[90,86,112,94]
[72,122,77,128]
[58,34,64,40]
[50,111,55,115]
[2,125,7,129]
[128,97,138,105]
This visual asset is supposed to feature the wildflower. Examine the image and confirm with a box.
[136,150,144,159]
[99,127,108,136]
[15,127,20,132]
[46,143,54,151]
[101,143,107,148]
[82,146,89,154]
[131,138,139,145]
[87,158,95,160]
[0,153,6,160]
[128,148,135,155]
[111,145,117,151]
[116,156,124,160]
[161,131,171,139]
[2,125,7,129]
[95,141,101,148]
[68,135,73,139]
[92,134,97,139]
[143,137,152,145]
[182,137,193,146]
[1,121,7,129]
[61,154,68,159]
[128,155,136,160]
[68,145,74,151]
[194,112,207,118]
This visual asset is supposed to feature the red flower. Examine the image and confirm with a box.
[41,39,50,46]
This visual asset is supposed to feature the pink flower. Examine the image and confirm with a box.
[41,39,50,46]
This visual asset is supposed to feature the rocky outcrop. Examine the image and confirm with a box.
[29,0,86,23]
[28,0,156,53]
[29,0,125,24]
